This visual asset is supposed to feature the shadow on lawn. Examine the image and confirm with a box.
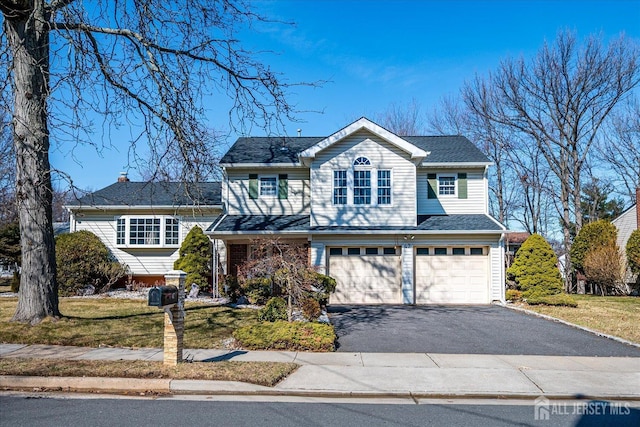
[63,304,241,321]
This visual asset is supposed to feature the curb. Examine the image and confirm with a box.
[502,303,640,349]
[0,376,171,393]
[2,376,640,401]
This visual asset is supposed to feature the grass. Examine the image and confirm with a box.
[523,295,640,344]
[0,297,258,348]
[0,358,297,387]
[234,321,336,351]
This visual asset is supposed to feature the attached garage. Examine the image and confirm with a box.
[328,247,402,304]
[414,247,489,304]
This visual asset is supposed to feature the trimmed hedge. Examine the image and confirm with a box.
[233,321,336,351]
[525,293,578,307]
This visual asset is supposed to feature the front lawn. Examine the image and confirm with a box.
[522,295,640,344]
[0,358,297,387]
[0,297,258,348]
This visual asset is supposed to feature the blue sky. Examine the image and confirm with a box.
[50,0,640,190]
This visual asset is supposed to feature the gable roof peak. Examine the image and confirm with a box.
[298,116,428,163]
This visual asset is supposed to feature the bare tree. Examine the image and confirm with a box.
[597,95,640,204]
[376,98,425,136]
[238,239,320,322]
[1,1,312,323]
[463,31,640,290]
[427,94,519,228]
[139,128,224,183]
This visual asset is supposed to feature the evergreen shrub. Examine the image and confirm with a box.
[506,234,563,298]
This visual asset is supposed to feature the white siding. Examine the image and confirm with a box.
[225,168,310,215]
[613,205,638,250]
[416,168,487,215]
[490,241,505,302]
[73,209,221,276]
[310,130,416,227]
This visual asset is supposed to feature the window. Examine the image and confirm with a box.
[365,247,379,255]
[329,248,343,256]
[438,176,456,196]
[434,247,447,255]
[347,247,361,255]
[353,170,371,205]
[260,177,277,197]
[353,157,371,166]
[116,218,126,245]
[416,248,429,255]
[452,247,465,255]
[165,218,179,245]
[333,170,347,205]
[377,170,391,205]
[383,247,397,255]
[470,247,484,255]
[130,218,160,245]
[116,216,180,247]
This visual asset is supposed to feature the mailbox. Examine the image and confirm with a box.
[148,285,179,307]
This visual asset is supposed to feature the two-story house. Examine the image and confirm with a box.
[209,117,506,304]
[67,177,222,286]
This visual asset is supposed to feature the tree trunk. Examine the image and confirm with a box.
[5,3,61,323]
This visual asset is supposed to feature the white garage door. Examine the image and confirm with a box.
[415,248,489,304]
[329,248,402,304]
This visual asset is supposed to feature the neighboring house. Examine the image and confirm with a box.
[505,232,530,268]
[612,188,639,288]
[208,117,506,304]
[66,175,222,286]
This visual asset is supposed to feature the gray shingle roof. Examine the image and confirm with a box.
[220,135,489,165]
[209,214,503,233]
[220,137,322,164]
[69,182,221,207]
[415,214,503,231]
[209,215,310,232]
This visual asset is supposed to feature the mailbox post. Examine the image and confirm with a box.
[161,270,186,366]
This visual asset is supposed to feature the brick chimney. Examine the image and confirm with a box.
[118,172,130,183]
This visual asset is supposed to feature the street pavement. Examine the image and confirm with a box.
[1,343,639,400]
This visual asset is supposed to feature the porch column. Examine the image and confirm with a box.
[401,243,414,304]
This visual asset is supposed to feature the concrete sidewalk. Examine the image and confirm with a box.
[1,344,639,400]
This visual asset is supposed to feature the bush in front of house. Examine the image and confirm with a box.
[301,297,322,321]
[627,229,640,276]
[507,234,563,298]
[174,226,212,292]
[233,321,336,351]
[505,289,522,302]
[525,293,578,307]
[258,297,287,322]
[570,220,618,274]
[56,230,128,296]
[583,240,627,295]
[242,277,273,305]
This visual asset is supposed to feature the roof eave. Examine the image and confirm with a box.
[219,162,304,168]
[420,162,494,167]
[67,204,222,211]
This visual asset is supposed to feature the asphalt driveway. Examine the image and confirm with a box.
[327,304,640,357]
